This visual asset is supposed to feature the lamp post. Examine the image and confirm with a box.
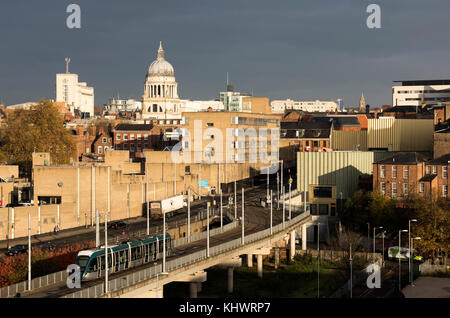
[241,187,244,245]
[398,229,408,292]
[373,226,383,264]
[382,231,386,267]
[146,163,150,235]
[163,208,166,273]
[367,222,370,243]
[270,190,273,235]
[104,212,109,293]
[234,180,237,219]
[207,202,210,257]
[317,222,320,298]
[411,237,421,287]
[349,242,352,299]
[408,219,417,284]
[28,212,31,291]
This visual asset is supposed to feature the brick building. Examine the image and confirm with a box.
[373,152,430,199]
[421,154,450,198]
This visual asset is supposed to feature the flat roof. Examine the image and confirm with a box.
[393,79,450,86]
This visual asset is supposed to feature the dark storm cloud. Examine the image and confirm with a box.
[1,0,450,108]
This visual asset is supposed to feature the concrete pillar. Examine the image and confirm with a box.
[274,248,280,269]
[257,254,263,278]
[189,282,197,298]
[302,224,307,251]
[290,230,296,261]
[247,254,253,267]
[197,282,202,293]
[227,267,234,293]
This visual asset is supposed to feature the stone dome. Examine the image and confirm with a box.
[147,41,174,77]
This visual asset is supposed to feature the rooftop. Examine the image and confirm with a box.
[375,152,430,165]
[428,153,450,164]
[393,79,450,86]
[114,123,154,131]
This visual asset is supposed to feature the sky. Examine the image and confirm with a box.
[1,0,450,108]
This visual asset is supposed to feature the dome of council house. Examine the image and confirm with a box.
[147,41,174,77]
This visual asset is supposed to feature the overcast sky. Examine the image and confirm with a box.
[1,0,450,108]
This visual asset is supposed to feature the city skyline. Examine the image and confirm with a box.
[2,1,450,108]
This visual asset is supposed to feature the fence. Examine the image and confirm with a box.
[0,269,67,298]
[63,210,311,298]
[419,264,450,275]
[296,249,381,264]
[0,209,237,298]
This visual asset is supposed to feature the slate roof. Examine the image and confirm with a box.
[419,174,437,182]
[375,152,430,164]
[114,124,154,131]
[428,153,450,164]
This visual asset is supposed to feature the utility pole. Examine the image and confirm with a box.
[317,222,320,298]
[409,219,417,284]
[207,202,210,257]
[234,180,237,219]
[277,172,280,209]
[104,213,109,293]
[270,190,273,235]
[241,187,244,245]
[28,212,31,291]
[289,178,292,220]
[399,229,408,292]
[187,188,191,242]
[163,209,166,273]
[266,167,269,201]
[146,163,150,235]
[96,209,100,247]
[282,186,285,229]
[349,242,352,298]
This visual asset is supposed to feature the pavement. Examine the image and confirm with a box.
[402,277,450,298]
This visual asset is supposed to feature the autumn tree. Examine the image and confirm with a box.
[0,100,75,177]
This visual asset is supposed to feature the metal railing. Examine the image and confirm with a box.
[63,210,310,298]
[0,269,67,298]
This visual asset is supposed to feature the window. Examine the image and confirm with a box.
[116,134,121,140]
[403,166,409,179]
[137,134,142,140]
[403,183,408,196]
[183,141,189,149]
[130,144,135,152]
[123,143,128,150]
[123,134,128,140]
[426,166,431,174]
[313,187,332,198]
[102,137,107,143]
[443,185,448,198]
[130,134,135,140]
[443,166,448,179]
[144,143,148,149]
[116,144,121,150]
[392,166,397,179]
[137,144,142,152]
[98,146,102,154]
[144,134,148,140]
[313,141,319,147]
[380,165,385,178]
[432,166,437,175]
[380,182,386,195]
[206,122,214,127]
[392,183,397,198]
[185,166,191,174]
[310,204,317,215]
[319,204,329,215]
[420,182,424,193]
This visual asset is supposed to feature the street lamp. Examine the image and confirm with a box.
[367,223,370,244]
[398,229,408,292]
[349,242,352,298]
[411,237,421,287]
[408,219,417,284]
[373,226,383,264]
[382,231,386,267]
[317,222,320,299]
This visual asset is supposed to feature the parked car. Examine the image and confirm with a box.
[6,244,28,256]
[108,221,127,230]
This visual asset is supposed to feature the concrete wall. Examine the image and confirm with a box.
[331,130,368,151]
[434,132,450,159]
[0,165,19,179]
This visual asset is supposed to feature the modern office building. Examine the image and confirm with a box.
[392,79,450,107]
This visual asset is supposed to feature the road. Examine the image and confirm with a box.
[18,182,300,298]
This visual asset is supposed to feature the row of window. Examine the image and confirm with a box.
[396,89,450,94]
[380,182,448,197]
[380,165,448,179]
[116,133,149,141]
[116,143,149,152]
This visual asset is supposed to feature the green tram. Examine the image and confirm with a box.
[76,234,171,281]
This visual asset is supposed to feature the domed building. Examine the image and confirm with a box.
[142,42,183,119]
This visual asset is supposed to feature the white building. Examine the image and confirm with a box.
[181,100,224,112]
[219,88,252,112]
[104,98,142,113]
[271,99,339,113]
[141,42,182,120]
[392,79,450,107]
[55,62,94,117]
